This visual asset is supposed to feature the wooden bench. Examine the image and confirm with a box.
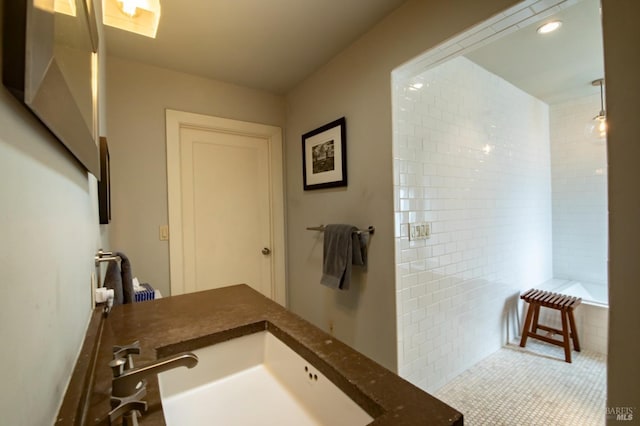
[519,289,582,363]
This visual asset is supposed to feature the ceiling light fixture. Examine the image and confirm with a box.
[103,0,162,38]
[585,78,607,141]
[536,20,562,34]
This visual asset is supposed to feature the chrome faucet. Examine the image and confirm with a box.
[111,352,199,397]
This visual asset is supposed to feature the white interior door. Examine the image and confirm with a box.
[166,110,286,305]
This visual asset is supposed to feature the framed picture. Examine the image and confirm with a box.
[302,117,347,190]
[98,137,111,224]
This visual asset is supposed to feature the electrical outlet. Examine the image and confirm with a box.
[408,222,431,240]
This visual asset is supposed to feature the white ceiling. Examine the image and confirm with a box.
[104,0,408,94]
[465,0,605,105]
[104,0,605,102]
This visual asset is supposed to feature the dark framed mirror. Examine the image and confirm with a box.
[98,136,110,224]
[2,0,100,177]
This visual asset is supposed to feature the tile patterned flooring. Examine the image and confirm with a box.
[434,340,607,425]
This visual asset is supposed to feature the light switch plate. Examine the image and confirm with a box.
[159,225,169,241]
[408,222,430,240]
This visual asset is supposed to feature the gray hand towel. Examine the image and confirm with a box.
[117,251,135,304]
[352,231,368,267]
[104,260,124,306]
[321,224,366,290]
[103,252,136,305]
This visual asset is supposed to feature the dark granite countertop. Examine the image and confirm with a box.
[57,284,462,425]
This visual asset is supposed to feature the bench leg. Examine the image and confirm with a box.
[568,309,581,352]
[519,302,535,347]
[531,304,541,333]
[560,310,572,363]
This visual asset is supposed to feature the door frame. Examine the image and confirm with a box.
[166,109,286,306]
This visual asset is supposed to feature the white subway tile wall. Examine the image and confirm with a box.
[550,94,608,286]
[578,303,608,354]
[524,93,610,354]
[536,302,609,355]
[393,56,554,392]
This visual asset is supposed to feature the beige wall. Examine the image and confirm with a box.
[104,0,522,374]
[1,0,636,423]
[285,0,518,371]
[602,0,640,418]
[106,57,286,296]
[0,0,107,423]
[101,0,639,413]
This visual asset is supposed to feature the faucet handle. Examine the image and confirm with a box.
[114,341,141,370]
[109,385,147,426]
[109,358,127,378]
[113,341,141,359]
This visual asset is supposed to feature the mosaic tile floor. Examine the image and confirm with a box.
[434,340,607,425]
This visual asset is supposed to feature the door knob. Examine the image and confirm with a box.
[261,247,271,255]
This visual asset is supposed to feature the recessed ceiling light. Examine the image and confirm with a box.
[537,20,562,34]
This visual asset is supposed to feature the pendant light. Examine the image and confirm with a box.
[585,78,607,141]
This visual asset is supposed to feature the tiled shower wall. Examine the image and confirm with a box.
[549,94,608,286]
[393,56,553,392]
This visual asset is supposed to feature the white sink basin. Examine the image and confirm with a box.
[158,330,374,426]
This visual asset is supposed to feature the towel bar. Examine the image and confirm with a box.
[95,249,121,290]
[306,225,375,235]
[95,249,121,266]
